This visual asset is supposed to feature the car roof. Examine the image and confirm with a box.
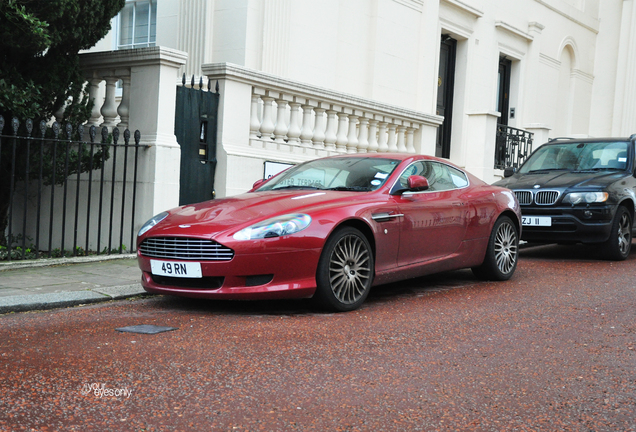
[323,153,442,162]
[546,136,633,144]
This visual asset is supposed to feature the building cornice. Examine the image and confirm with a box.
[441,0,484,18]
[80,47,188,70]
[533,0,599,34]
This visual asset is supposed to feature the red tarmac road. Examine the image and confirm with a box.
[1,243,635,431]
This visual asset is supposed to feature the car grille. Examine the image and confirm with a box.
[140,237,234,261]
[535,190,560,205]
[514,191,532,205]
[513,190,560,205]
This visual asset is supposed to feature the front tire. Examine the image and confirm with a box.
[472,216,519,281]
[314,227,374,312]
[602,206,632,261]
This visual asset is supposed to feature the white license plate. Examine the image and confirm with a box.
[150,260,202,278]
[522,216,552,226]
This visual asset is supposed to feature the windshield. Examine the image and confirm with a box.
[518,141,630,173]
[257,157,401,192]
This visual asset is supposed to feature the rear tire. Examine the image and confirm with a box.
[313,227,374,312]
[602,206,631,261]
[472,216,519,281]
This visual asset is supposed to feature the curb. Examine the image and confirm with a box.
[0,255,149,314]
[0,253,137,272]
[0,284,149,315]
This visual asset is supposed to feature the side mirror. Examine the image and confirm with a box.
[503,167,516,178]
[407,175,429,191]
[251,178,267,191]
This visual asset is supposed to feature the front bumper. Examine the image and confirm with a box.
[138,248,321,300]
[520,204,616,244]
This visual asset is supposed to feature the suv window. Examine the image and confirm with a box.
[519,141,630,173]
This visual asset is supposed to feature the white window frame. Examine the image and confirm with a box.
[115,0,157,50]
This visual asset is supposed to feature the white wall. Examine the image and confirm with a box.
[86,0,633,192]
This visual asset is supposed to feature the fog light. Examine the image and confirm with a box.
[584,210,593,218]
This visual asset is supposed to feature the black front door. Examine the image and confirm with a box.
[436,35,456,159]
[495,58,513,168]
[498,57,512,126]
[175,78,219,206]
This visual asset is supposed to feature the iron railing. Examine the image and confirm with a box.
[0,115,145,260]
[494,124,533,170]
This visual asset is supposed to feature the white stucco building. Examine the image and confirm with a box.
[83,0,636,208]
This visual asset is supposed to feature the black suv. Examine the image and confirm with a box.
[494,135,636,260]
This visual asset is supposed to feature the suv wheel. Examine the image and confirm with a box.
[602,206,632,261]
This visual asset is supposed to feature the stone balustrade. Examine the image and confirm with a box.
[248,89,421,155]
[203,63,442,158]
[80,70,132,129]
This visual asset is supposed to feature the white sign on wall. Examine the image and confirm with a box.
[263,161,294,179]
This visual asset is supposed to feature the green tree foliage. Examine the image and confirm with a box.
[0,0,125,246]
[0,0,125,121]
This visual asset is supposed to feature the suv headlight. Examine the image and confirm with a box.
[233,214,311,240]
[138,211,169,237]
[563,192,608,205]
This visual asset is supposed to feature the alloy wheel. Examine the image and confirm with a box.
[494,221,518,275]
[328,234,372,305]
[617,212,631,256]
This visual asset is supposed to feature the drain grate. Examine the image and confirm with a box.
[115,325,177,334]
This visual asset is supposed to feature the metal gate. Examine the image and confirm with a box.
[175,75,219,206]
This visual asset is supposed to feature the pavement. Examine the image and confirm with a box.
[0,254,146,314]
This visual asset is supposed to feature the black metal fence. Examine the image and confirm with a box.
[494,124,534,170]
[0,115,144,260]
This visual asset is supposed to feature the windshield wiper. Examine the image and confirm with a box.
[527,168,570,173]
[272,185,320,190]
[573,167,622,172]
[326,186,369,192]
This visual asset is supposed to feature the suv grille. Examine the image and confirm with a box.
[535,190,560,205]
[514,191,532,205]
[140,237,234,261]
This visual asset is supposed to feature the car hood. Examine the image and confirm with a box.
[495,171,628,190]
[146,190,378,238]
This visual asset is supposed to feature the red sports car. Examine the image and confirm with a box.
[137,153,521,311]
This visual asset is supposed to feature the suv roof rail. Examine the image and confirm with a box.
[548,137,575,142]
[630,133,636,140]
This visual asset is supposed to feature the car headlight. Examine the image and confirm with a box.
[563,192,609,205]
[233,214,311,240]
[138,211,169,237]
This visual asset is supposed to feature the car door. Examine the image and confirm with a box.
[394,161,469,266]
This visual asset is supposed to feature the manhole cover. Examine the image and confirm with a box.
[116,325,177,334]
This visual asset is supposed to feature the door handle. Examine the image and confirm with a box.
[372,212,404,222]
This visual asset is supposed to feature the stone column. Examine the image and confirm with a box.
[299,103,314,147]
[312,106,327,148]
[259,96,276,141]
[324,109,338,151]
[377,121,389,152]
[346,114,359,153]
[335,111,349,153]
[117,75,131,129]
[100,76,119,128]
[287,101,302,144]
[367,119,379,153]
[249,93,261,139]
[357,117,369,153]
